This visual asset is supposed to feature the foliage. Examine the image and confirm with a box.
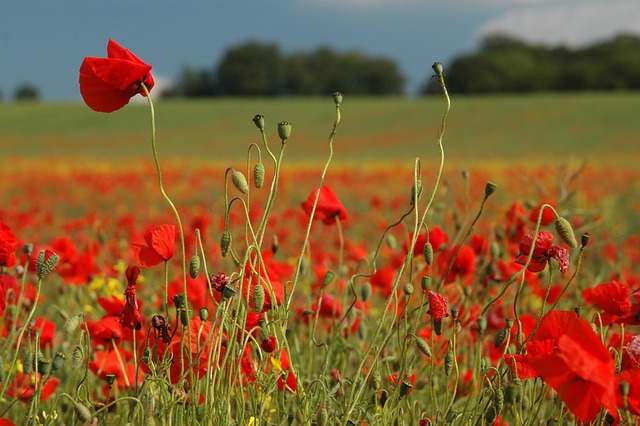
[13,83,40,101]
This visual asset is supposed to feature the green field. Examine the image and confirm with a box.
[1,93,639,167]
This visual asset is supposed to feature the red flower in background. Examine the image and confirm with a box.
[6,373,60,403]
[80,39,155,112]
[583,281,631,325]
[514,231,569,273]
[439,244,476,284]
[132,224,176,267]
[301,186,347,225]
[0,221,18,267]
[528,202,556,226]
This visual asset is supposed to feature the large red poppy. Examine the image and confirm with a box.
[301,186,347,225]
[0,221,18,268]
[80,39,155,112]
[131,224,176,267]
[514,231,569,273]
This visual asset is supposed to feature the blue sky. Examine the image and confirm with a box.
[2,0,639,100]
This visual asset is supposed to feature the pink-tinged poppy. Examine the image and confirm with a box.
[80,39,155,112]
[301,186,347,225]
[514,231,569,273]
[132,224,176,267]
[0,221,18,267]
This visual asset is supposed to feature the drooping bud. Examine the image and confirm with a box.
[494,327,509,348]
[554,217,577,249]
[403,283,414,296]
[317,404,329,426]
[322,271,336,287]
[64,313,83,333]
[75,402,93,423]
[361,282,372,302]
[252,283,265,313]
[444,347,454,376]
[254,162,265,188]
[277,121,292,141]
[415,337,432,357]
[189,254,200,279]
[484,405,497,425]
[252,114,265,131]
[220,231,232,257]
[370,369,382,391]
[423,242,434,265]
[485,182,498,198]
[332,91,343,106]
[231,169,249,194]
[494,388,505,414]
[410,180,423,205]
[71,345,84,369]
[36,249,60,279]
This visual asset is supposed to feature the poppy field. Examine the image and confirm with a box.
[1,40,640,425]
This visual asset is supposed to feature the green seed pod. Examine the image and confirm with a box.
[322,271,336,287]
[361,282,372,302]
[485,181,498,198]
[22,350,33,374]
[199,307,209,322]
[173,293,186,309]
[410,180,423,205]
[253,162,265,189]
[231,169,249,194]
[444,347,454,376]
[403,283,414,296]
[434,320,443,336]
[252,284,265,313]
[189,254,200,279]
[371,369,382,391]
[477,316,487,334]
[399,379,413,397]
[421,275,432,292]
[494,327,509,348]
[252,114,265,131]
[485,405,497,425]
[494,388,504,414]
[581,232,591,247]
[423,242,434,265]
[64,313,83,333]
[220,230,232,257]
[277,121,292,141]
[75,402,93,422]
[432,62,444,76]
[37,356,52,375]
[72,345,84,369]
[415,337,432,357]
[51,352,66,372]
[332,91,343,106]
[555,217,578,249]
[180,309,189,327]
[36,250,60,279]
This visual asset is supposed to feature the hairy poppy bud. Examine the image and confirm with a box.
[494,327,509,348]
[254,162,265,189]
[410,180,423,205]
[75,402,92,422]
[332,91,343,105]
[494,388,504,414]
[252,284,265,313]
[415,337,432,357]
[72,345,84,369]
[371,369,382,391]
[403,283,414,296]
[189,254,200,279]
[277,121,292,141]
[231,169,249,194]
[423,242,434,265]
[554,217,577,249]
[220,231,232,257]
[36,249,60,279]
[322,271,336,287]
[64,313,83,333]
[361,282,372,302]
[444,347,454,376]
[317,405,329,426]
[253,114,265,131]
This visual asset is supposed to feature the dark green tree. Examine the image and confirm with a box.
[14,83,39,101]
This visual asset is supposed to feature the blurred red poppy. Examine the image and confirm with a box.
[514,231,569,273]
[79,39,155,112]
[0,221,18,267]
[301,186,347,225]
[132,224,176,267]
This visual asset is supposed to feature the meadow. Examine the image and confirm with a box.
[1,86,640,425]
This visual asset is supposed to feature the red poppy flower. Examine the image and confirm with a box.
[439,244,476,284]
[79,39,155,112]
[260,335,277,353]
[514,231,569,273]
[583,281,631,318]
[528,202,556,226]
[6,373,60,403]
[131,224,176,267]
[119,265,143,330]
[0,221,18,267]
[301,186,347,225]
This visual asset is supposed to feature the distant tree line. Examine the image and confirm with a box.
[422,33,640,94]
[171,41,405,97]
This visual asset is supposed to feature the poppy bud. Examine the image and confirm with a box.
[490,241,500,261]
[36,249,60,279]
[23,243,33,256]
[403,283,414,296]
[173,293,186,309]
[494,327,509,348]
[189,254,200,279]
[432,62,444,76]
[485,182,497,198]
[581,233,591,248]
[476,316,487,334]
[415,337,432,357]
[423,242,434,265]
[450,306,460,320]
[180,308,189,327]
[370,369,382,391]
[317,405,329,426]
[253,114,265,131]
[554,217,577,249]
[199,308,209,322]
[619,380,630,397]
[51,352,66,372]
[75,402,92,422]
[361,282,372,302]
[434,320,443,336]
[277,121,292,141]
[254,162,265,189]
[231,169,249,194]
[410,180,423,205]
[252,284,265,313]
[221,231,232,257]
[495,388,504,414]
[332,91,343,105]
[444,347,454,376]
[322,271,336,287]
[505,381,521,404]
[64,313,83,333]
[72,345,84,369]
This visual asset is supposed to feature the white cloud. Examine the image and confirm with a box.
[477,0,640,46]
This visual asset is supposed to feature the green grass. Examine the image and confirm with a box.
[1,93,639,166]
